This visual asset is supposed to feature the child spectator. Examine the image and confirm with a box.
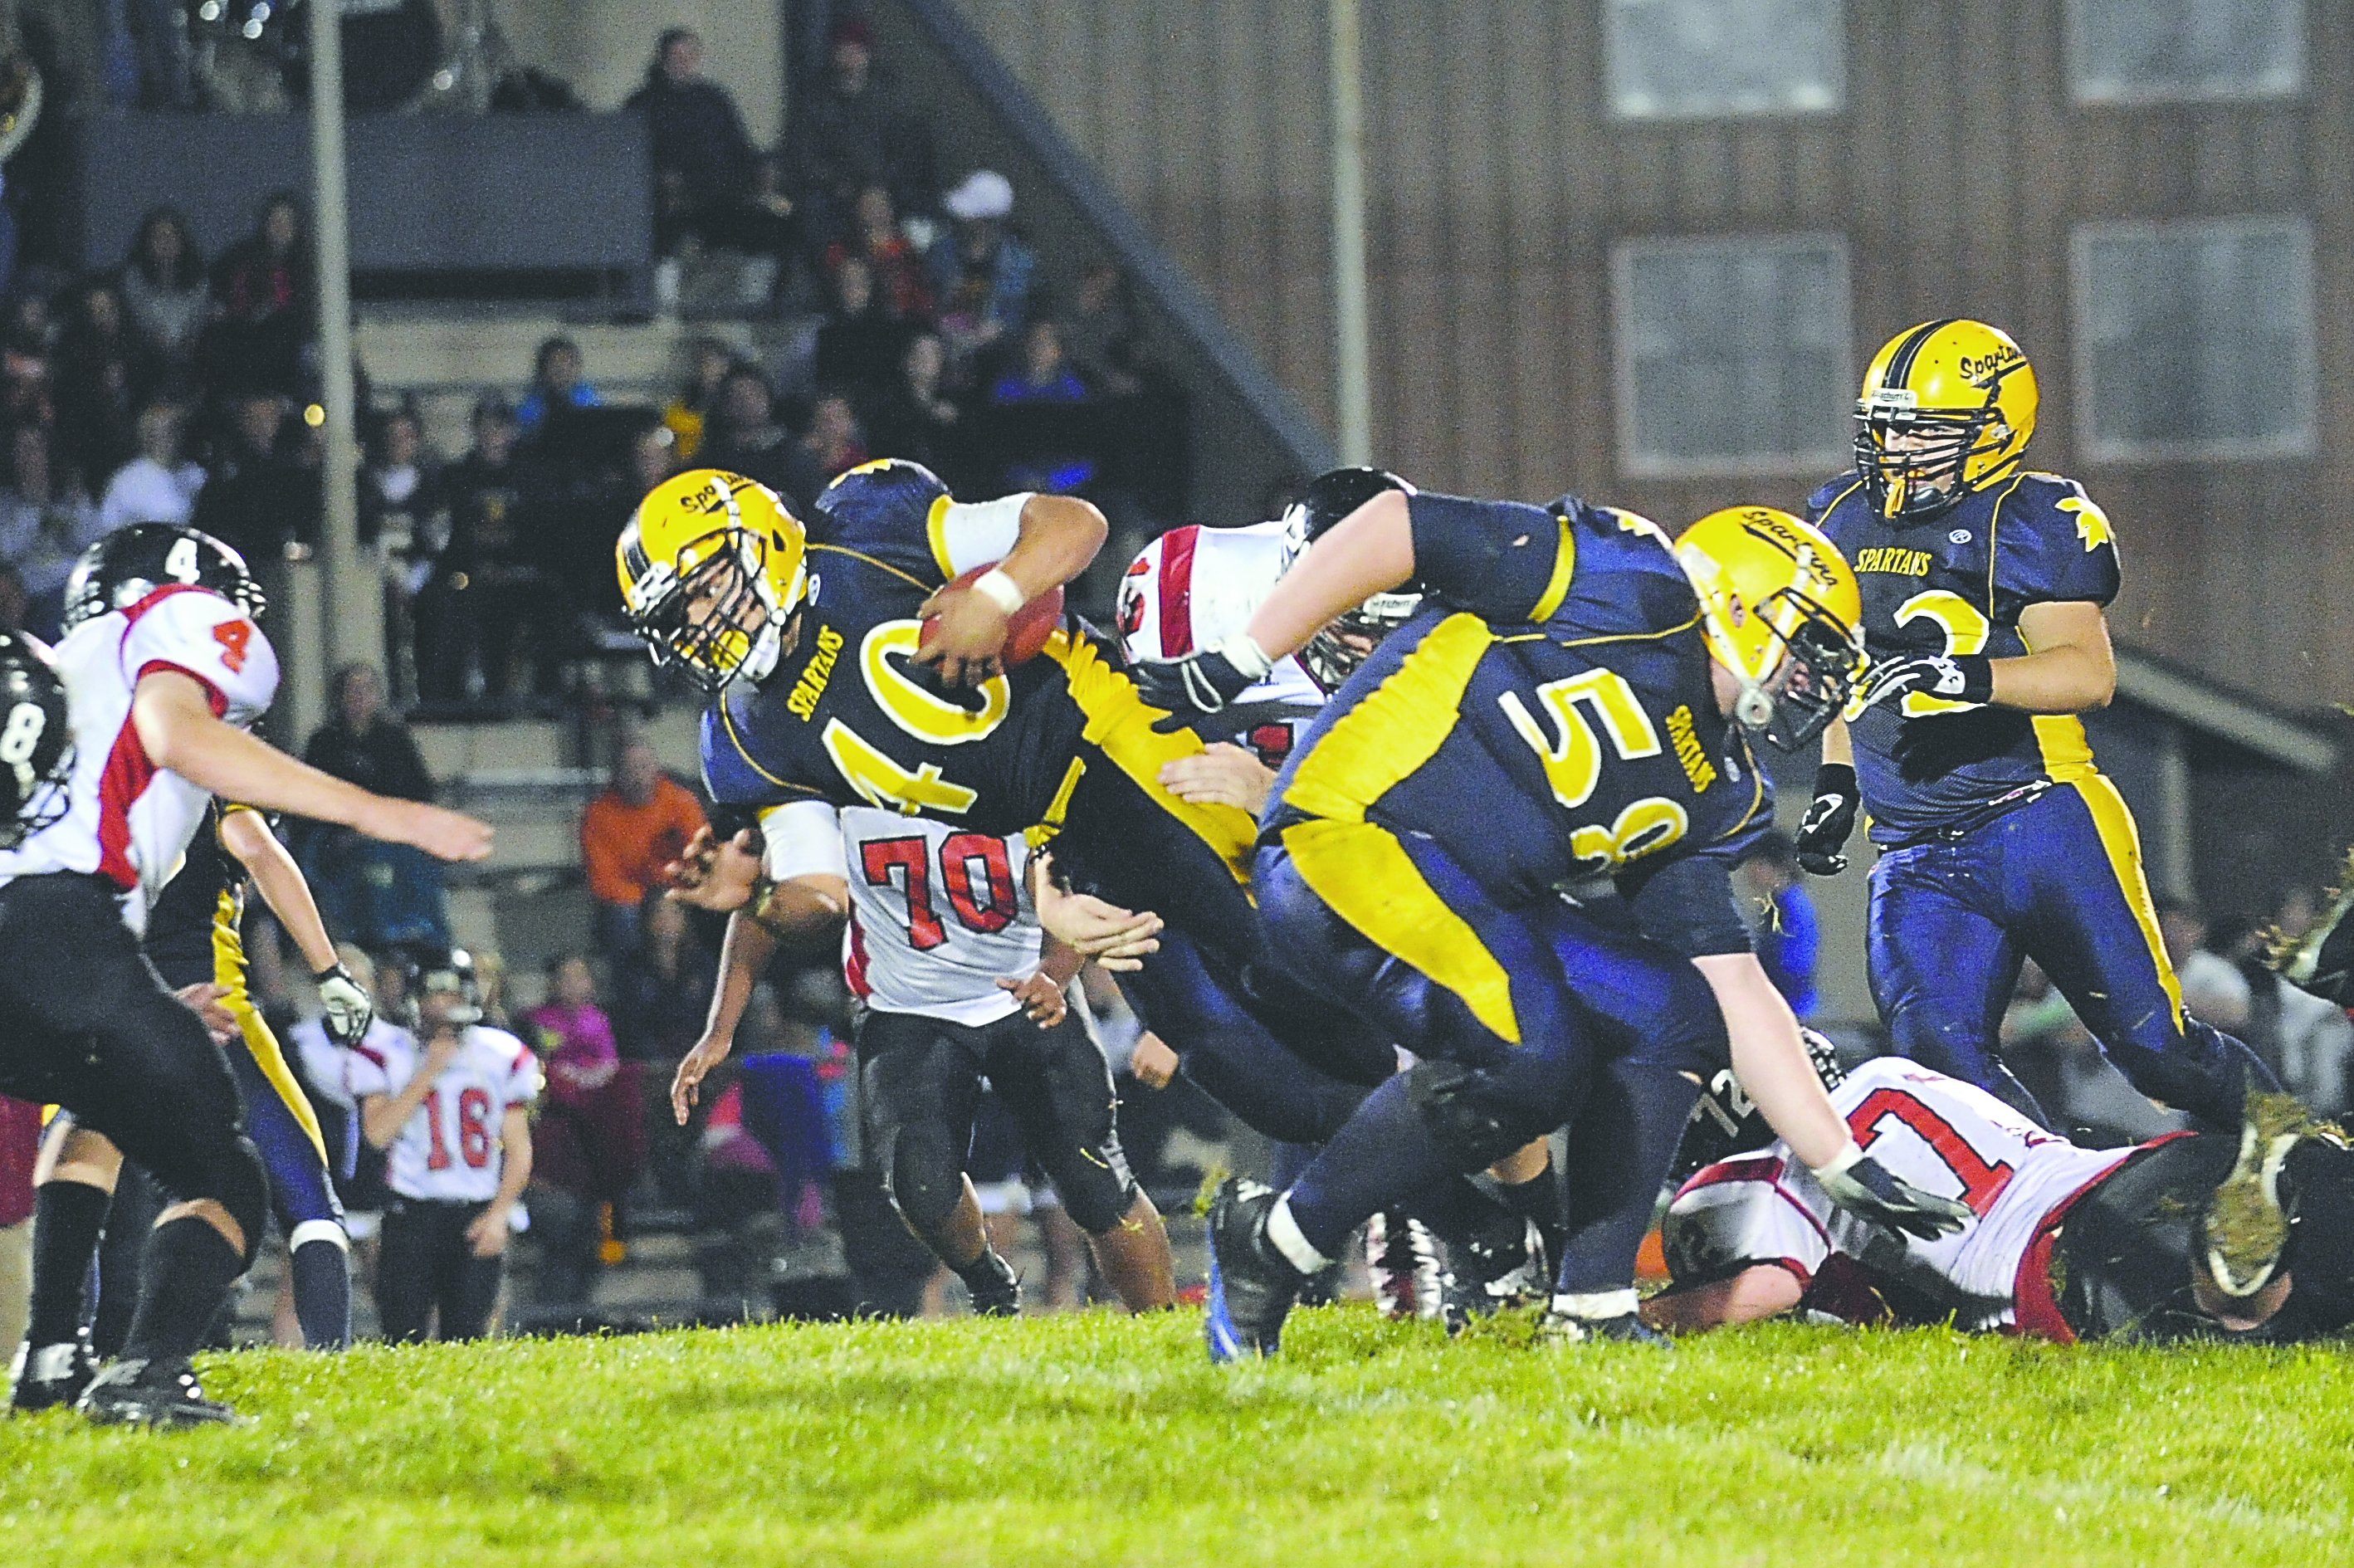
[580,739,707,962]
[523,956,642,1312]
[352,950,538,1343]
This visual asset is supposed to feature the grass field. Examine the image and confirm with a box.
[5,1307,2352,1566]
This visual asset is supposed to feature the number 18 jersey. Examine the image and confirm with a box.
[0,584,278,931]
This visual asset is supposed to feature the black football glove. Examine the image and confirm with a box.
[315,964,374,1049]
[1814,1148,1972,1241]
[1794,762,1859,877]
[1133,635,1273,730]
[1853,651,1993,713]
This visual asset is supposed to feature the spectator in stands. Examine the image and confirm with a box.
[1060,261,1146,400]
[360,405,446,559]
[864,330,962,484]
[813,256,905,410]
[524,955,641,1313]
[1057,261,1189,519]
[120,207,208,398]
[629,27,794,293]
[208,191,315,395]
[930,170,1035,378]
[794,14,937,232]
[0,1095,38,1356]
[2,423,105,635]
[98,400,203,532]
[2156,896,2251,1032]
[799,391,867,485]
[191,389,320,564]
[53,280,138,486]
[824,183,932,324]
[581,738,707,962]
[0,295,53,432]
[615,892,714,1062]
[298,663,452,948]
[662,336,739,462]
[515,335,602,435]
[1734,831,1819,1020]
[422,394,548,704]
[699,365,818,508]
[0,562,27,635]
[989,320,1088,406]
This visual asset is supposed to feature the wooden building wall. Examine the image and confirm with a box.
[954,0,2354,718]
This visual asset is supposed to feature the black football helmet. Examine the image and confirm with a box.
[1279,466,1422,694]
[402,946,485,1031]
[1669,1028,1849,1185]
[62,524,266,635]
[0,632,71,849]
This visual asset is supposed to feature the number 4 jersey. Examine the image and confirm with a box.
[347,1023,542,1204]
[0,584,278,931]
[1663,1058,2137,1333]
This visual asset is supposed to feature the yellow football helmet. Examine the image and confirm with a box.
[1675,506,1863,750]
[1854,319,2039,520]
[616,469,811,692]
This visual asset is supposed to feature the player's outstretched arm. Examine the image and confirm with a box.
[1028,853,1161,971]
[218,805,338,974]
[1692,953,1971,1242]
[1858,600,2116,717]
[133,672,492,862]
[1640,1266,1805,1335]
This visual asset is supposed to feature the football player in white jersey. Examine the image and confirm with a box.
[349,949,540,1342]
[674,798,1176,1315]
[0,525,490,1424]
[1116,468,1565,1321]
[1649,1053,2354,1343]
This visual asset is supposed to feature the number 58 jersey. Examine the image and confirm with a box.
[0,584,278,931]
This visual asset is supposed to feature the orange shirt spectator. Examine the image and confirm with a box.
[581,741,706,958]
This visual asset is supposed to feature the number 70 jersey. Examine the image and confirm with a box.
[0,584,278,931]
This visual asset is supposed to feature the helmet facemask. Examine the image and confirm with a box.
[1298,589,1421,694]
[626,530,787,694]
[1713,586,1862,752]
[1854,378,2024,522]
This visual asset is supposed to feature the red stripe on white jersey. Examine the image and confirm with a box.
[91,714,159,891]
[843,913,872,1000]
[1157,525,1200,658]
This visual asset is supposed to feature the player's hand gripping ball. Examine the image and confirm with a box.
[916,562,1064,685]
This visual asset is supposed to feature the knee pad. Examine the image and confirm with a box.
[185,1135,272,1268]
[882,1126,965,1235]
[1054,1152,1139,1235]
[1405,1059,1534,1172]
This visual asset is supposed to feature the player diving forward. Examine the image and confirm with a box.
[1796,319,2276,1131]
[624,463,1531,1269]
[1652,1054,2354,1346]
[0,524,490,1424]
[1139,493,1971,1356]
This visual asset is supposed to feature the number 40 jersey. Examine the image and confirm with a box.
[0,584,277,931]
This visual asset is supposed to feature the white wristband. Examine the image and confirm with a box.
[971,567,1027,616]
[1214,633,1275,682]
[1809,1140,1864,1179]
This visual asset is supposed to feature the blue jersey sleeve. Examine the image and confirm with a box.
[1994,475,2122,612]
[1408,492,1581,624]
[1620,847,1753,959]
[699,690,824,812]
[1802,471,1868,528]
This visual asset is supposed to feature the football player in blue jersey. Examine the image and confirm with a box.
[622,463,1536,1270]
[1796,320,2278,1131]
[1137,493,1971,1356]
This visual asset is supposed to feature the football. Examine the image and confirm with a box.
[919,561,1065,667]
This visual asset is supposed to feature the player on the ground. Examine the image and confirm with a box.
[0,523,489,1424]
[12,797,373,1402]
[1138,494,1970,1357]
[1120,466,1557,1320]
[685,799,1175,1315]
[1650,1054,2354,1345]
[1796,320,2276,1131]
[349,948,538,1343]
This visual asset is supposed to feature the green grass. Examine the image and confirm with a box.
[4,1308,2352,1566]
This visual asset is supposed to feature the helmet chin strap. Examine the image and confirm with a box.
[740,623,782,685]
[1734,683,1774,731]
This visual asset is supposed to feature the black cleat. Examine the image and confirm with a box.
[1441,1219,1550,1333]
[1365,1209,1443,1322]
[964,1251,1023,1317]
[2201,1092,2320,1299]
[10,1333,98,1413]
[1204,1178,1303,1362]
[76,1357,237,1429]
[2275,852,2354,1008]
[1536,1310,1672,1350]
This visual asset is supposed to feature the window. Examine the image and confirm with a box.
[2068,0,2303,105]
[2073,217,2315,462]
[1604,0,1844,120]
[1614,236,1852,477]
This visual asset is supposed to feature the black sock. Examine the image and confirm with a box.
[1555,1061,1701,1296]
[951,1248,1010,1292]
[1497,1159,1568,1269]
[120,1217,245,1364]
[1286,1074,1462,1258]
[24,1181,110,1349]
[290,1238,353,1351]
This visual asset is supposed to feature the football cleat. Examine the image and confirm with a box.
[965,1250,1023,1318]
[2201,1092,2322,1299]
[2273,852,2354,1009]
[76,1357,237,1429]
[1365,1209,1444,1322]
[1535,1310,1672,1350]
[1203,1177,1303,1363]
[1440,1218,1550,1334]
[9,1332,98,1413]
